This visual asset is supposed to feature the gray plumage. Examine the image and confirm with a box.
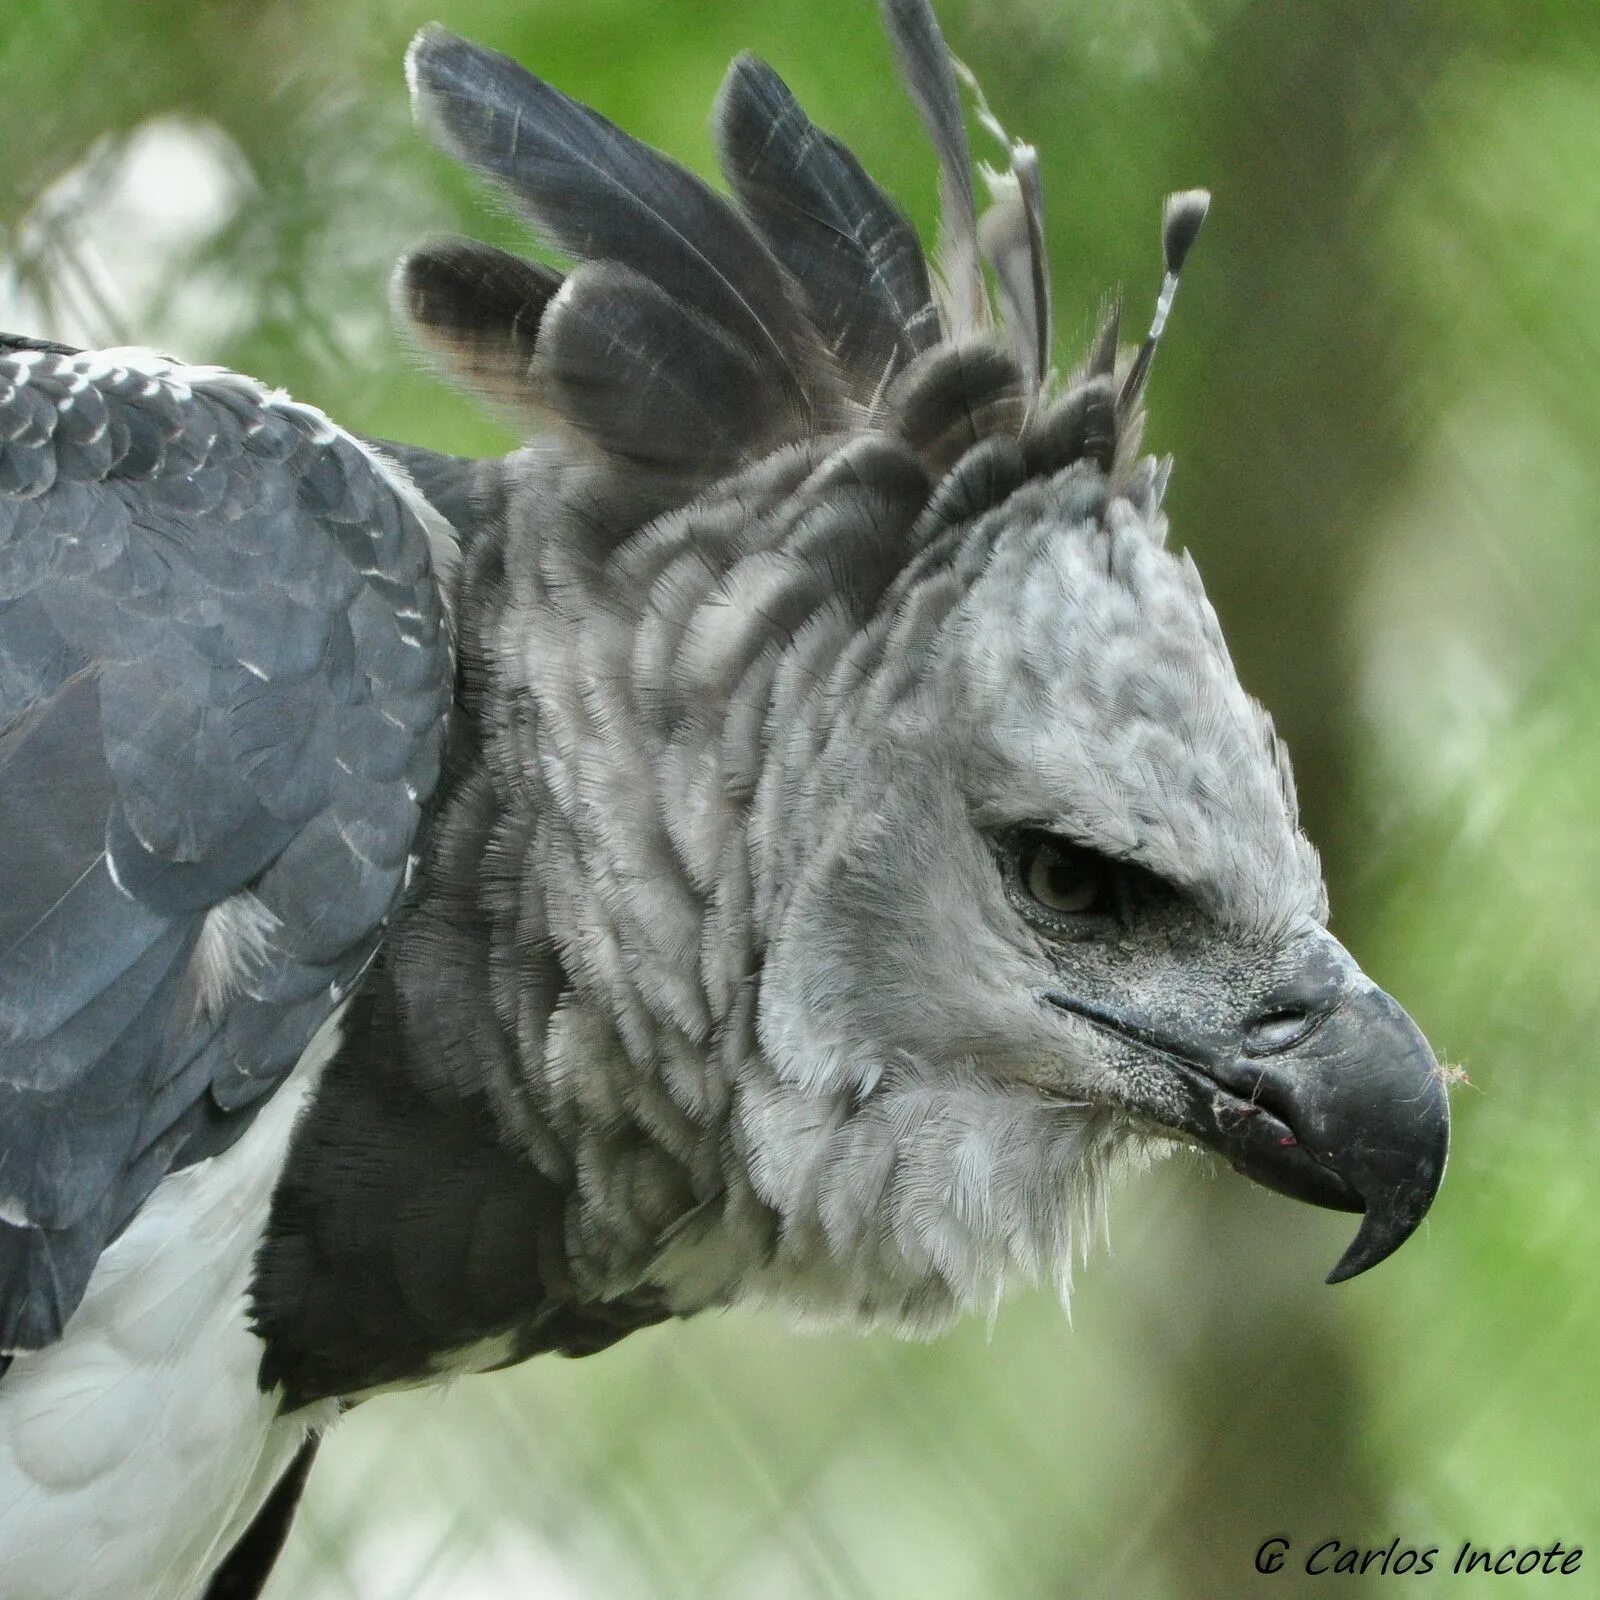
[256,0,1444,1400]
[407,25,827,429]
[0,4,1449,1594]
[0,345,452,1351]
[958,56,1051,392]
[714,53,939,397]
[879,0,987,338]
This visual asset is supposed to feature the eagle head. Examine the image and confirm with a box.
[397,0,1449,1336]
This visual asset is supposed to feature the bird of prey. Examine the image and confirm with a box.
[0,1,1450,1595]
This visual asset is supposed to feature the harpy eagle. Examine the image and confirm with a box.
[0,1,1450,1595]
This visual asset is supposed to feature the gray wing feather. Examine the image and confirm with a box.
[364,439,492,550]
[0,345,453,1351]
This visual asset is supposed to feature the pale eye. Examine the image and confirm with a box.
[1020,835,1113,916]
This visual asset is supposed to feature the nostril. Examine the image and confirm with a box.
[1245,1006,1320,1055]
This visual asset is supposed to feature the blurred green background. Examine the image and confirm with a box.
[3,0,1597,1594]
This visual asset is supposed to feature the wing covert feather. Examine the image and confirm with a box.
[0,344,454,1352]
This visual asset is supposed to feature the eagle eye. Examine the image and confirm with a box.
[1004,829,1178,934]
[1021,834,1115,916]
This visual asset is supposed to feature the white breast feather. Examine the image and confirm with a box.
[0,1026,342,1600]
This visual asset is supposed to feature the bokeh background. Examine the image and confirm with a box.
[3,0,1597,1594]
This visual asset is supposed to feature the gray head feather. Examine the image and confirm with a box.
[388,0,1437,1344]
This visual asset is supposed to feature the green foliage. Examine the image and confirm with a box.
[4,1,1595,1594]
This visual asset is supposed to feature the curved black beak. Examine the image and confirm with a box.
[1046,954,1450,1282]
[1191,982,1449,1282]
